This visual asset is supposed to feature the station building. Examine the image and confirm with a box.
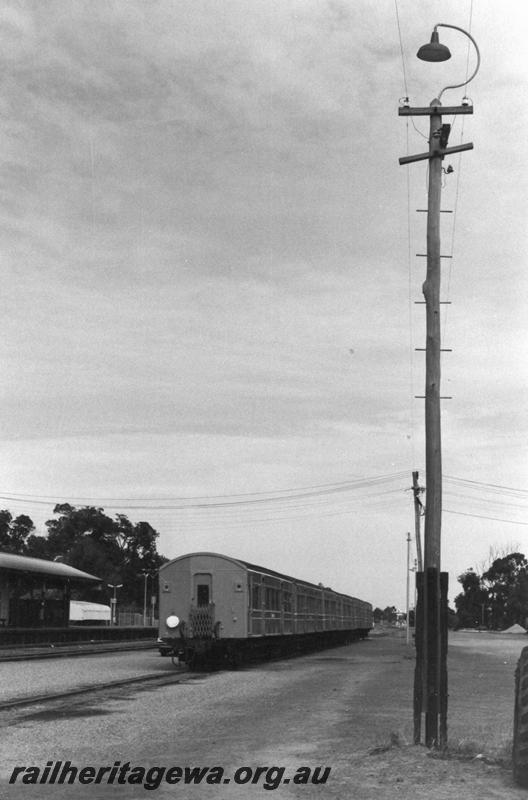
[0,551,100,628]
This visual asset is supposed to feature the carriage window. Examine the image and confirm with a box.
[197,584,210,606]
[252,583,261,608]
[265,587,280,610]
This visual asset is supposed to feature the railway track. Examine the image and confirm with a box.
[0,639,157,662]
[0,666,193,712]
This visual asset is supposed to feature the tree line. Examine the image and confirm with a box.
[371,548,528,632]
[455,551,528,630]
[372,606,405,624]
[0,505,167,608]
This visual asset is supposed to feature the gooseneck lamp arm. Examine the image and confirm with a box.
[435,23,480,101]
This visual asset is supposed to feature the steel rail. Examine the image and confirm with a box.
[0,668,190,712]
[0,640,156,662]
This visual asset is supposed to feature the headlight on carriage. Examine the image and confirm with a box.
[166,615,180,629]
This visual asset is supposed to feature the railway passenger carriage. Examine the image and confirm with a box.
[158,552,372,668]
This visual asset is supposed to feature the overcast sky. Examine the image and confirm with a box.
[1,0,527,609]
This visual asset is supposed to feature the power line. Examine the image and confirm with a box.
[3,469,528,529]
[393,2,428,139]
[0,471,409,511]
[445,509,528,526]
[152,489,408,531]
[442,0,474,343]
[444,475,528,497]
[394,0,408,96]
[2,473,527,512]
[394,0,418,466]
[444,490,528,512]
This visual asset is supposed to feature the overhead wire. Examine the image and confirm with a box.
[393,5,427,140]
[445,509,528,526]
[394,1,428,141]
[0,471,410,512]
[0,471,408,502]
[443,490,528,512]
[155,488,408,531]
[2,471,520,508]
[394,0,418,467]
[0,475,411,531]
[442,469,528,527]
[2,470,528,530]
[442,0,474,343]
[393,0,408,96]
[0,470,408,505]
[444,474,528,498]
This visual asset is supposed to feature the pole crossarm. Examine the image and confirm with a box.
[399,105,473,116]
[399,142,473,165]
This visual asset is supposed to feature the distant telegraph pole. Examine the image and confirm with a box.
[399,23,480,748]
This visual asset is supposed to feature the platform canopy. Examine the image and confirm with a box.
[0,551,100,582]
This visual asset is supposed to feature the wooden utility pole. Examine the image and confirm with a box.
[424,102,442,564]
[406,532,412,646]
[412,470,424,572]
[423,101,443,747]
[399,99,473,748]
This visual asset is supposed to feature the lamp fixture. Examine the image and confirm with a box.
[416,24,481,101]
[417,29,451,62]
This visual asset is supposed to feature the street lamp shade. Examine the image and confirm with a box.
[417,30,451,62]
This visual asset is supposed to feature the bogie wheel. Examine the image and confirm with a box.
[513,646,528,786]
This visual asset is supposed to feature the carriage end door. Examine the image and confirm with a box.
[193,573,212,606]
